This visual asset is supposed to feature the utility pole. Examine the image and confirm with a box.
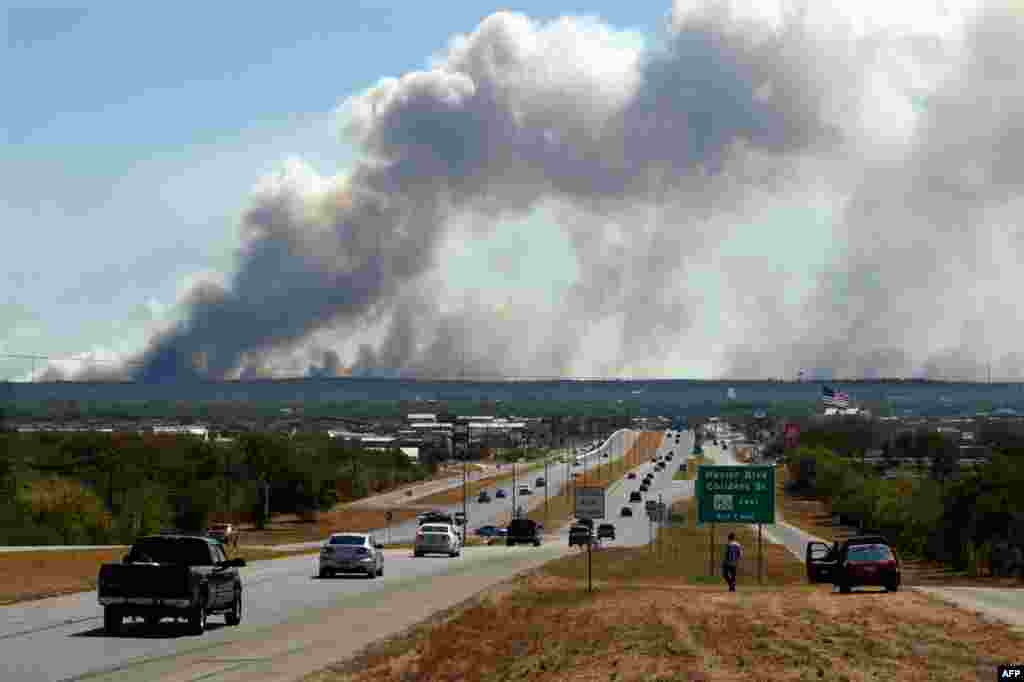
[544,454,549,528]
[512,458,517,520]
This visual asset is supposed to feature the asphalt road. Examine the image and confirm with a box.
[558,430,695,549]
[0,430,648,682]
[0,543,574,682]
[357,428,641,548]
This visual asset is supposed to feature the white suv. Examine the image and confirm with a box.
[414,523,462,558]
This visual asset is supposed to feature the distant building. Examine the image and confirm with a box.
[152,425,209,440]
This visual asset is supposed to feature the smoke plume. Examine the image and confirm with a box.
[58,0,1022,381]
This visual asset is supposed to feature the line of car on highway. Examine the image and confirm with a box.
[476,476,546,504]
[618,450,682,518]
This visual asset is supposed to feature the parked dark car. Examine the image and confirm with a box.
[506,518,543,547]
[478,490,491,503]
[629,491,642,503]
[98,535,245,635]
[535,477,546,487]
[621,506,633,517]
[575,518,595,531]
[806,536,901,593]
[597,523,615,540]
[627,472,637,479]
[475,525,502,537]
[639,483,649,492]
[495,488,507,498]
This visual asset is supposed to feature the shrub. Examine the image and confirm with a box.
[19,477,114,544]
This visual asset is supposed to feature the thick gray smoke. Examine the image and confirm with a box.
[723,2,1024,380]
[121,3,851,382]
[54,0,1021,382]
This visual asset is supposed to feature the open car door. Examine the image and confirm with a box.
[806,541,837,583]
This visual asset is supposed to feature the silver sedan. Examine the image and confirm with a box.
[319,533,384,579]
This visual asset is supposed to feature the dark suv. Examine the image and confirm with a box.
[629,491,642,503]
[806,536,901,593]
[506,519,543,547]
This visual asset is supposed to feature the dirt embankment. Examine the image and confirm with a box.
[305,491,1021,682]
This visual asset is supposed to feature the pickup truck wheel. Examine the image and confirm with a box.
[366,567,376,579]
[377,565,383,577]
[885,582,899,593]
[225,589,242,626]
[319,567,333,579]
[187,602,207,635]
[103,607,122,635]
[839,582,852,594]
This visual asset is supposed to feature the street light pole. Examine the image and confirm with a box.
[544,455,549,528]
[512,458,517,520]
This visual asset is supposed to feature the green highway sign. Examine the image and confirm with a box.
[696,465,775,524]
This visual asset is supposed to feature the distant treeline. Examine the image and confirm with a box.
[0,432,445,546]
[784,421,1024,577]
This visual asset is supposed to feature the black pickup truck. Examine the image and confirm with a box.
[506,518,543,547]
[97,535,246,635]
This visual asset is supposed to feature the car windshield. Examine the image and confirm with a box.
[422,525,450,533]
[329,535,367,546]
[129,538,214,566]
[847,545,893,562]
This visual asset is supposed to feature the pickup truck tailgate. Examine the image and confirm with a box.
[98,564,190,600]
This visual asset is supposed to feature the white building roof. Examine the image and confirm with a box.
[361,435,397,443]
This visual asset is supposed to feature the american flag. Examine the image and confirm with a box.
[822,385,850,408]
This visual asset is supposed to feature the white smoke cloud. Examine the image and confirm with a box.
[79,0,1024,381]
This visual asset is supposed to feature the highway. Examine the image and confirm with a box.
[355,428,640,548]
[0,544,574,682]
[558,429,696,549]
[0,430,647,682]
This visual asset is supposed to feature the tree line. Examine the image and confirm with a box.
[785,420,1024,577]
[0,431,443,546]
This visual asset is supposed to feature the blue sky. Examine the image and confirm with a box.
[1,2,836,379]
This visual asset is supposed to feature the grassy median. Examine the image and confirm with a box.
[304,488,1023,682]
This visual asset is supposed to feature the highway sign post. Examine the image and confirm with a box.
[574,486,605,593]
[696,465,775,584]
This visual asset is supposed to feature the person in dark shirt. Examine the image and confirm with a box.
[722,532,743,592]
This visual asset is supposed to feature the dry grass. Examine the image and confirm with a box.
[238,508,423,546]
[304,481,1023,682]
[674,455,705,481]
[0,545,320,606]
[545,496,807,589]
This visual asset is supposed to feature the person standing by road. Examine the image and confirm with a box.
[722,532,743,592]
